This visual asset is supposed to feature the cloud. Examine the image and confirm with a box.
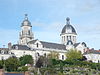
[32,21,64,32]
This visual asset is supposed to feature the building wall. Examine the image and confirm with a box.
[0,54,11,60]
[84,54,100,63]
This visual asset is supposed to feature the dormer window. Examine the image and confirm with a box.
[15,46,18,50]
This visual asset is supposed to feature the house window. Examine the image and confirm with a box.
[1,50,4,54]
[62,55,64,60]
[16,46,18,50]
[37,52,39,56]
[44,53,46,57]
[0,50,1,54]
[62,36,63,42]
[64,36,65,41]
[67,36,68,41]
[70,36,71,40]
[28,30,30,35]
[37,43,39,48]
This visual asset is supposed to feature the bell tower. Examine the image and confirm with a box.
[19,14,34,45]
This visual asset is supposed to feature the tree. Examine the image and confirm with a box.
[47,51,59,60]
[19,55,34,66]
[35,56,44,68]
[5,57,20,71]
[66,49,83,60]
[0,60,3,69]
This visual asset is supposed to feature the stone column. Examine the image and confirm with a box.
[0,69,5,75]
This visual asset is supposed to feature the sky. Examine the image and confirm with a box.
[0,0,100,49]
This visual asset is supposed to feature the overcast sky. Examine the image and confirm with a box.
[0,0,100,49]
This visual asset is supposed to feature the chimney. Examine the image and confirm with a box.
[8,42,12,49]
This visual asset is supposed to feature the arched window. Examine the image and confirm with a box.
[44,53,46,57]
[73,36,74,41]
[67,36,68,41]
[70,36,71,40]
[37,52,39,56]
[62,36,63,42]
[15,46,18,50]
[64,36,65,41]
[62,55,64,60]
[37,43,39,48]
[28,30,30,35]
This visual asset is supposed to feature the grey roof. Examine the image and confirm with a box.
[73,43,80,47]
[84,50,100,54]
[28,39,37,44]
[0,48,9,50]
[21,14,32,27]
[12,44,30,50]
[40,41,66,50]
[61,24,77,34]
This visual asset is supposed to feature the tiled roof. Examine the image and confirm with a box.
[84,50,100,54]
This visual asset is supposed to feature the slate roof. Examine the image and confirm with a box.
[28,39,66,50]
[28,39,37,44]
[73,43,80,47]
[61,25,77,34]
[12,44,30,50]
[40,41,66,50]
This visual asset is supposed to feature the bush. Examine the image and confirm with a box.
[0,60,3,69]
[18,66,28,72]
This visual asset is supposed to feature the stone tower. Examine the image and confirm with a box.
[60,17,77,45]
[19,14,34,45]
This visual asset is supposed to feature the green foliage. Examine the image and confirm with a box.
[0,60,3,69]
[36,56,44,68]
[18,66,28,72]
[47,51,59,60]
[19,55,33,66]
[5,57,20,71]
[66,49,83,60]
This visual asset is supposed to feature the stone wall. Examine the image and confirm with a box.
[25,71,30,75]
[0,69,4,75]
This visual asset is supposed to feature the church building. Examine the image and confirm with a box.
[1,14,97,63]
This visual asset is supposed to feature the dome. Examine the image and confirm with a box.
[21,14,32,27]
[61,17,77,34]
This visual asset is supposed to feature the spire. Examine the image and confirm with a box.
[24,14,28,20]
[66,17,70,25]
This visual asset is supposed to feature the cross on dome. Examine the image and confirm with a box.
[24,14,28,20]
[66,17,70,25]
